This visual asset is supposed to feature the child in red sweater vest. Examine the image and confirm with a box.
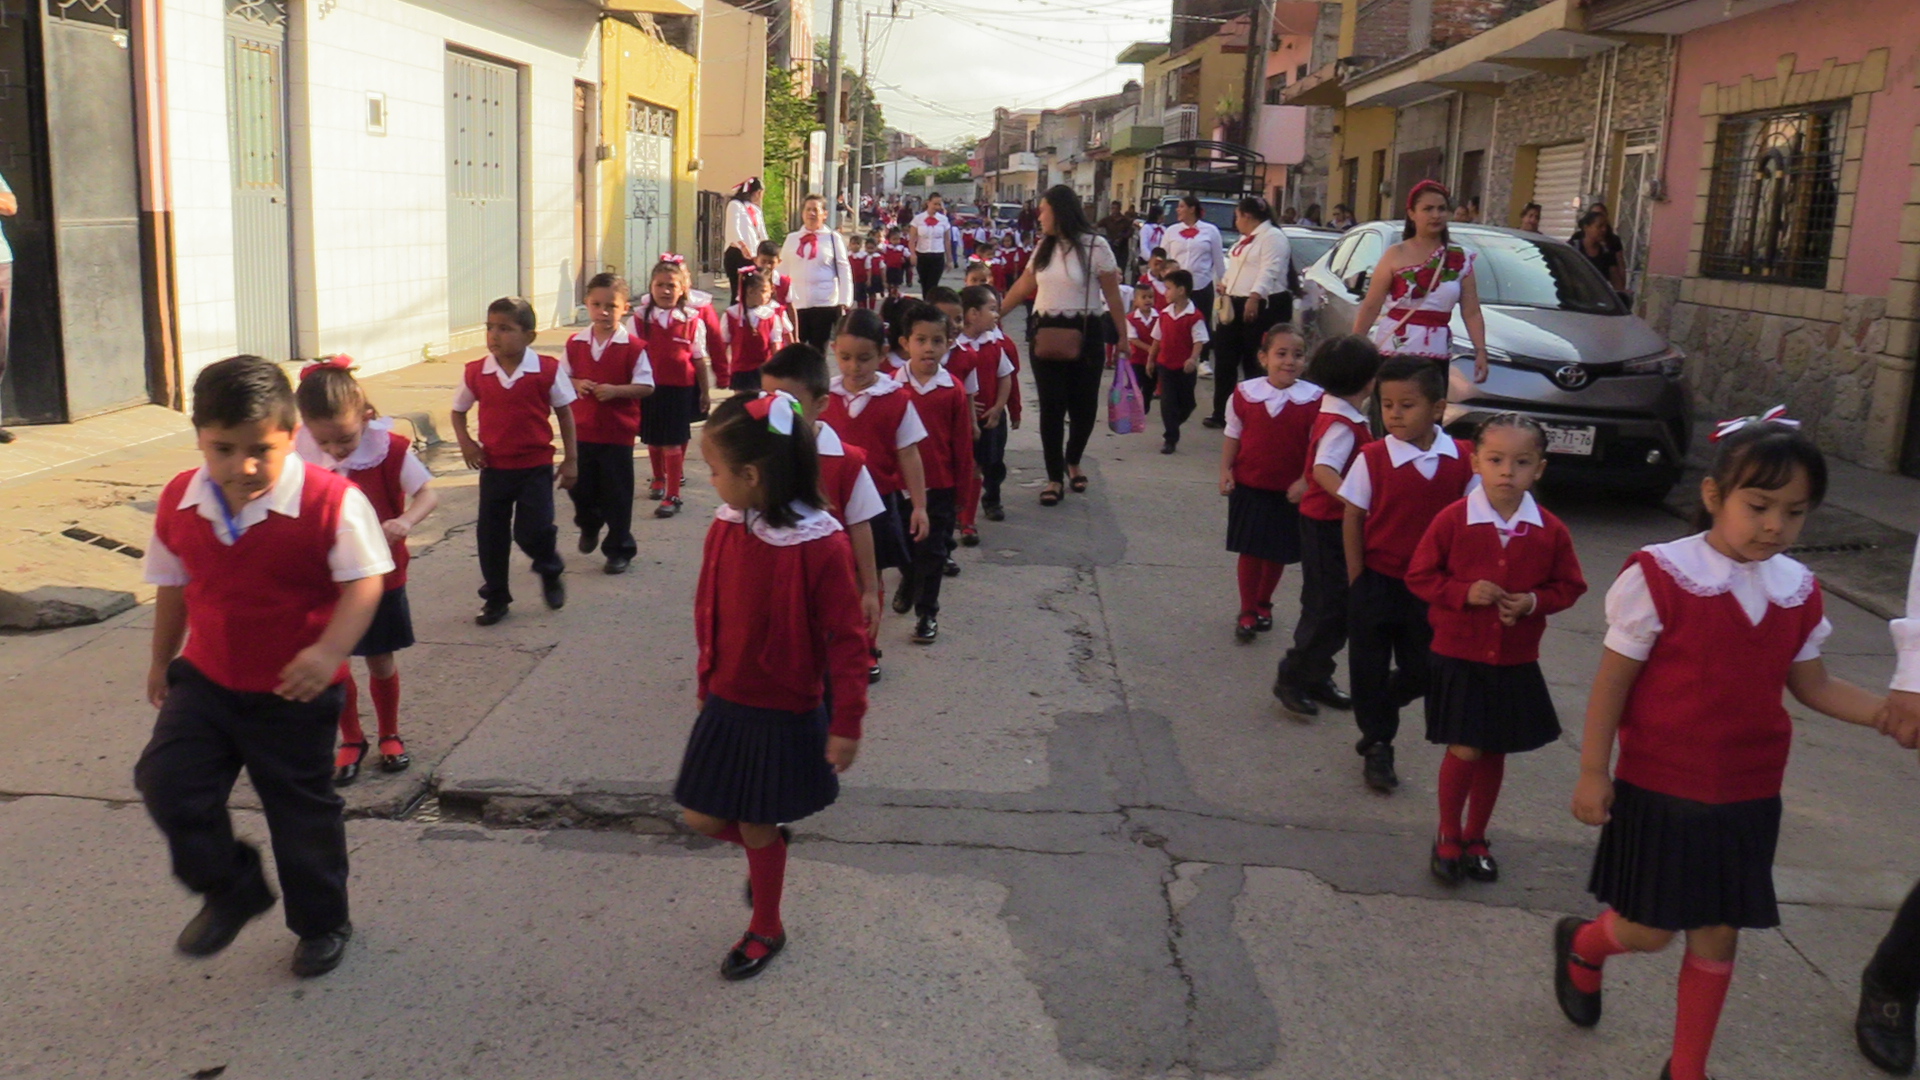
[1148,269,1208,453]
[631,258,713,518]
[135,355,392,978]
[1218,325,1320,642]
[1554,416,1892,1080]
[294,359,440,784]
[1405,413,1586,884]
[675,392,869,982]
[893,301,973,645]
[1336,358,1473,793]
[452,296,579,624]
[565,273,654,574]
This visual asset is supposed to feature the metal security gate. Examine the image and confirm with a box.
[1532,142,1585,241]
[226,0,294,362]
[446,50,520,334]
[1614,128,1658,296]
[625,101,675,281]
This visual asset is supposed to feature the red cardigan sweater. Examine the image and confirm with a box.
[1404,497,1587,666]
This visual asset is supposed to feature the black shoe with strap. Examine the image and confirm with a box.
[720,931,786,981]
[1463,839,1499,882]
[1430,838,1463,886]
[377,735,411,774]
[1553,916,1604,1028]
[1858,970,1919,1075]
[334,741,368,785]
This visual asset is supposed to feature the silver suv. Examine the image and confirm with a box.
[1298,222,1690,498]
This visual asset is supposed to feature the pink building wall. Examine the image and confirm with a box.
[1648,0,1920,295]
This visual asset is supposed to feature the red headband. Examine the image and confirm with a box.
[1406,179,1451,215]
[299,355,354,381]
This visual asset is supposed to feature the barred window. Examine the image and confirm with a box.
[1700,102,1848,287]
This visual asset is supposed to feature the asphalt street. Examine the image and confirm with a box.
[1,352,1916,1080]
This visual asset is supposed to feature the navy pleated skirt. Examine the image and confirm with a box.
[871,491,913,571]
[640,384,697,447]
[1423,654,1559,754]
[352,586,415,657]
[673,695,840,825]
[1225,483,1302,564]
[1587,779,1782,931]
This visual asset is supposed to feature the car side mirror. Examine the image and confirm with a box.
[1345,270,1369,296]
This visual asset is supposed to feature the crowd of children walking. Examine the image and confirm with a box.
[132,194,1920,1079]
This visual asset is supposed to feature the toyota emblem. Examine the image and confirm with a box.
[1554,364,1590,389]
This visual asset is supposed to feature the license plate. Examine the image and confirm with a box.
[1543,423,1597,456]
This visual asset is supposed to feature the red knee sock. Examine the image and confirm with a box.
[1671,953,1734,1080]
[664,446,685,499]
[742,833,788,958]
[1256,559,1284,610]
[369,672,401,742]
[1236,555,1262,616]
[1435,752,1473,852]
[1570,909,1631,994]
[710,822,745,846]
[337,674,364,747]
[647,445,665,488]
[1464,752,1506,843]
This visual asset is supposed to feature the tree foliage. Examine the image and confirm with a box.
[763,62,820,242]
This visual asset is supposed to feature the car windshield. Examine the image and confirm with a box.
[1288,233,1336,268]
[1456,231,1624,315]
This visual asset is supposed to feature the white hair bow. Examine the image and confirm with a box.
[1710,404,1799,442]
[745,389,802,436]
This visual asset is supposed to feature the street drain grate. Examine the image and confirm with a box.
[61,527,145,559]
[1786,541,1877,555]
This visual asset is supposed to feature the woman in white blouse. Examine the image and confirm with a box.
[909,192,952,298]
[723,177,767,299]
[1001,185,1128,506]
[779,193,853,351]
[1206,196,1291,427]
[1162,195,1226,377]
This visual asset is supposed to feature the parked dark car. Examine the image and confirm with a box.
[1298,222,1690,497]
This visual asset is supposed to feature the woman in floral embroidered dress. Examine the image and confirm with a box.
[1352,180,1490,386]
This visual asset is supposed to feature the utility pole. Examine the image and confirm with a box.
[824,0,846,227]
[1239,0,1271,152]
[850,3,905,216]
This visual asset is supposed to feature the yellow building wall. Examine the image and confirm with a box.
[698,4,767,196]
[600,18,701,281]
[1110,155,1143,210]
[1144,34,1241,138]
[1333,106,1396,221]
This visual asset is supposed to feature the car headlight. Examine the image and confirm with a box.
[1624,348,1684,378]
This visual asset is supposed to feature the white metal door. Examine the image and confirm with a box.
[227,0,293,361]
[625,101,676,281]
[446,50,520,334]
[1614,129,1658,295]
[1532,142,1585,240]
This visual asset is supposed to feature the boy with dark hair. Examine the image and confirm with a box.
[452,296,579,624]
[136,354,393,977]
[1147,268,1208,453]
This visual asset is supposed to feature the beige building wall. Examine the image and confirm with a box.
[699,3,768,193]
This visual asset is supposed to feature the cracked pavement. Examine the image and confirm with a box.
[2,355,1917,1080]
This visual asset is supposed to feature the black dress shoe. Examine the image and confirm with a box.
[1463,841,1499,883]
[377,736,411,774]
[1271,679,1320,718]
[943,558,961,577]
[334,741,368,786]
[1200,416,1227,429]
[1553,915,1604,1028]
[291,922,352,978]
[541,573,566,610]
[653,496,682,519]
[578,528,600,554]
[604,556,631,575]
[1235,620,1257,643]
[1361,742,1399,792]
[1307,680,1353,710]
[1253,612,1274,632]
[960,528,980,547]
[891,580,914,615]
[911,616,938,644]
[1159,440,1176,454]
[1858,971,1919,1074]
[475,601,510,626]
[176,888,277,957]
[720,931,786,981]
[984,503,1005,522]
[1430,840,1463,886]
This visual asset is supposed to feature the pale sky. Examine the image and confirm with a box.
[814,0,1172,147]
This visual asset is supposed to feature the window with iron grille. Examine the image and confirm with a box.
[1700,102,1848,287]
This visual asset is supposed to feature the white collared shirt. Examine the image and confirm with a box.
[720,303,791,351]
[568,323,632,366]
[955,332,1017,383]
[1162,218,1225,291]
[815,421,885,526]
[634,303,711,359]
[829,374,929,447]
[451,348,578,412]
[1313,395,1370,471]
[293,417,433,495]
[143,461,394,584]
[725,198,768,252]
[780,227,853,309]
[912,211,950,254]
[1462,486,1544,548]
[1220,220,1291,300]
[1896,534,1920,692]
[1151,301,1211,346]
[905,365,958,394]
[1337,433,1468,511]
[1224,377,1321,439]
[1605,533,1831,662]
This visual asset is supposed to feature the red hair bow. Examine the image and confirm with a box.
[743,389,802,436]
[299,355,354,381]
[1406,179,1451,215]
[1710,404,1799,442]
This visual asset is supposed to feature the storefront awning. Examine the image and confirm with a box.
[1344,0,1626,108]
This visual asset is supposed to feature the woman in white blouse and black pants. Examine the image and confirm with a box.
[910,192,952,298]
[779,193,854,351]
[723,177,767,300]
[1001,185,1128,506]
[1208,196,1292,426]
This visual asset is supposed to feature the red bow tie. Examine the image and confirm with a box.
[746,205,759,225]
[1231,235,1253,255]
[925,216,938,226]
[1181,227,1200,239]
[798,232,819,259]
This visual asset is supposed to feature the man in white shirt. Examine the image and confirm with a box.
[1205,197,1292,428]
[1856,534,1920,1073]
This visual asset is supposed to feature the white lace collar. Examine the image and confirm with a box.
[830,373,901,400]
[956,328,1004,348]
[1320,395,1368,424]
[814,421,846,457]
[1237,377,1321,414]
[714,502,844,546]
[639,303,699,328]
[1645,533,1816,608]
[1384,433,1460,468]
[295,415,397,475]
[905,366,956,394]
[1464,487,1543,532]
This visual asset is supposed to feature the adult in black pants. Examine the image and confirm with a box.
[1857,536,1920,1074]
[910,192,952,298]
[722,177,767,299]
[1000,185,1127,506]
[1160,195,1224,422]
[1210,197,1292,422]
[779,193,853,352]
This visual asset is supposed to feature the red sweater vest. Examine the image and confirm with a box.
[1300,411,1373,522]
[1404,500,1587,666]
[819,441,871,526]
[156,464,354,693]
[1127,311,1155,364]
[695,519,870,738]
[464,354,562,470]
[823,387,916,496]
[1155,306,1206,370]
[1614,550,1825,803]
[635,308,701,387]
[345,432,413,590]
[566,335,647,446]
[905,380,974,491]
[725,307,779,376]
[1230,389,1318,491]
[1357,437,1475,578]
